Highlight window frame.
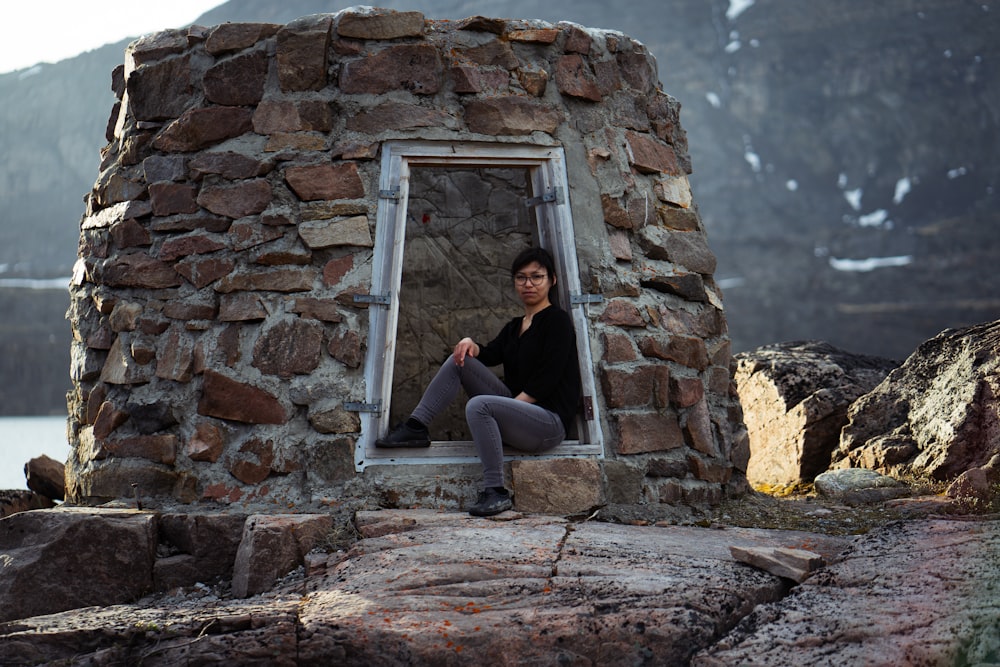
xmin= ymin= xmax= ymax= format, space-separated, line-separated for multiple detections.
xmin=354 ymin=140 xmax=604 ymax=471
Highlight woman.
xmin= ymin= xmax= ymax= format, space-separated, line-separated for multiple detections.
xmin=376 ymin=247 xmax=581 ymax=517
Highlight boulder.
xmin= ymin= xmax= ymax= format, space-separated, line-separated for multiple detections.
xmin=813 ymin=468 xmax=911 ymax=505
xmin=231 ymin=514 xmax=333 ymax=598
xmin=0 ymin=490 xmax=54 ymax=518
xmin=25 ymin=455 xmax=66 ymax=501
xmin=0 ymin=508 xmax=156 ymax=622
xmin=833 ymin=320 xmax=1000 ymax=488
xmin=734 ymin=341 xmax=897 ymax=490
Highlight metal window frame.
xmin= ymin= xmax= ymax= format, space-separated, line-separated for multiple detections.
xmin=354 ymin=140 xmax=604 ymax=471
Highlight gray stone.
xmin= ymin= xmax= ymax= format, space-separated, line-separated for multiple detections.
xmin=231 ymin=514 xmax=333 ymax=598
xmin=0 ymin=508 xmax=156 ymax=622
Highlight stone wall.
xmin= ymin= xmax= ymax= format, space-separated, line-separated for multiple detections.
xmin=66 ymin=7 xmax=747 ymax=509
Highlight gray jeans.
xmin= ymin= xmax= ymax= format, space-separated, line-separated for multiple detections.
xmin=411 ymin=357 xmax=565 ymax=488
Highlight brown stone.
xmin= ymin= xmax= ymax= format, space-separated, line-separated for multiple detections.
xmin=638 ymin=227 xmax=717 ymax=275
xmin=601 ymin=365 xmax=670 ymax=409
xmin=215 ymin=266 xmax=317 ymax=294
xmin=328 ymin=329 xmax=363 ymax=368
xmin=219 ymin=293 xmax=268 ymax=322
xmin=337 ymin=10 xmax=425 ymax=40
xmin=508 ymin=28 xmax=559 ymax=43
xmin=599 ymin=300 xmax=646 ymax=328
xmin=252 ymin=319 xmax=325 ymax=378
xmin=602 ymin=193 xmax=651 ymax=230
xmin=158 ymin=233 xmax=227 ymax=262
xmin=153 ymin=107 xmax=253 ymax=153
xmin=291 ymin=298 xmax=344 ymax=323
xmin=174 ymin=256 xmax=235 ymax=289
xmin=285 ymin=163 xmax=364 ymax=202
xmin=517 ymin=68 xmax=549 ymax=96
xmin=92 ymin=401 xmax=129 ymax=440
xmin=204 ymin=49 xmax=268 ymax=106
xmin=186 ymin=422 xmax=226 ymax=462
xmin=149 ymin=183 xmax=199 ymax=217
xmin=198 ymin=370 xmax=287 ymax=424
xmin=684 ymin=398 xmax=719 ymax=457
xmin=264 ymin=133 xmax=327 ymax=153
xmin=617 ymin=52 xmax=658 ymax=93
xmin=614 ymin=412 xmax=685 ymax=455
xmin=129 ymin=29 xmax=187 ymax=65
xmin=205 ymin=22 xmax=282 ymax=54
xmin=340 ymin=44 xmax=442 ymax=95
xmin=24 ymin=455 xmax=65 ymax=502
xmin=252 ymin=101 xmax=298 ymax=135
xmin=564 ymin=26 xmax=593 ymax=54
xmin=230 ymin=219 xmax=285 ymax=251
xmin=322 ymin=255 xmax=354 ymax=287
xmin=108 ymin=302 xmax=143 ymax=332
xmin=594 ymin=60 xmax=623 ymax=96
xmin=150 ymin=213 xmax=232 ymax=234
xmin=228 ymin=437 xmax=275 ymax=485
xmin=231 ymin=514 xmax=333 ymax=598
xmin=602 ymin=332 xmax=637 ymax=363
xmin=640 ymin=271 xmax=708 ymax=303
xmin=450 ymin=66 xmax=510 ymax=94
xmin=654 ymin=175 xmax=693 ymax=209
xmin=197 ymin=179 xmax=272 ymax=219
xmin=608 ymin=229 xmax=632 ymax=261
xmin=156 ymin=327 xmax=196 ymax=382
xmin=126 ymin=54 xmax=194 ymax=121
xmin=510 ymin=459 xmax=604 ymax=514
xmin=345 ymin=103 xmax=456 ymax=133
xmin=110 ymin=219 xmax=151 ymax=248
xmin=464 ymin=98 xmax=563 ymax=136
xmin=276 ymin=16 xmax=332 ymax=92
xmin=100 ymin=336 xmax=153 ymax=385
xmin=555 ymin=55 xmax=602 ymax=102
xmin=639 ymin=334 xmax=710 ymax=371
xmin=97 ymin=434 xmax=178 ymax=465
xmin=188 ymin=152 xmax=264 ymax=180
xmin=671 ymin=376 xmax=705 ymax=408
xmin=454 ymin=16 xmax=508 ymax=34
xmin=143 ymin=155 xmax=187 ymax=183
xmin=459 ymin=40 xmax=518 ymax=68
xmin=625 ymin=131 xmax=682 ymax=175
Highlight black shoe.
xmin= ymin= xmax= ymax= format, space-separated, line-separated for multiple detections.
xmin=375 ymin=421 xmax=430 ymax=448
xmin=469 ymin=487 xmax=513 ymax=517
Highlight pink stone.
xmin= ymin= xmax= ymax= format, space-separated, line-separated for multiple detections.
xmin=100 ymin=253 xmax=182 ymax=289
xmin=174 ymin=256 xmax=235 ymax=289
xmin=602 ymin=332 xmax=637 ymax=363
xmin=638 ymin=334 xmax=710 ymax=371
xmin=156 ymin=328 xmax=196 ymax=382
xmin=252 ymin=319 xmax=324 ymax=378
xmin=328 ymin=329 xmax=363 ymax=368
xmin=276 ymin=17 xmax=332 ymax=92
xmin=671 ymin=376 xmax=705 ymax=409
xmin=322 ymin=255 xmax=354 ymax=286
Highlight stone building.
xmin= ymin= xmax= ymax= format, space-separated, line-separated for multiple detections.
xmin=66 ymin=7 xmax=748 ymax=512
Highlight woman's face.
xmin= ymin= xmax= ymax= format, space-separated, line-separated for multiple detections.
xmin=513 ymin=261 xmax=554 ymax=308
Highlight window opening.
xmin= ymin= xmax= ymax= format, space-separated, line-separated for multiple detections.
xmin=355 ymin=141 xmax=603 ymax=471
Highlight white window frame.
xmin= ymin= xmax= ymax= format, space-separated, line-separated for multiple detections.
xmin=354 ymin=140 xmax=604 ymax=471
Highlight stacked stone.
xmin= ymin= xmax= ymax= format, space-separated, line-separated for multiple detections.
xmin=67 ymin=7 xmax=745 ymax=507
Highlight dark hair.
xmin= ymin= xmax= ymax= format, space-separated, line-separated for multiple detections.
xmin=510 ymin=247 xmax=557 ymax=282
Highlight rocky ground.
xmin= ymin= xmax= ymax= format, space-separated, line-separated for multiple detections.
xmin=2 ymin=489 xmax=997 ymax=666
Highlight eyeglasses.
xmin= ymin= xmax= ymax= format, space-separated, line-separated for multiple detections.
xmin=514 ymin=273 xmax=548 ymax=286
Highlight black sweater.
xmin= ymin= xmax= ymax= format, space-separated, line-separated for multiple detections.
xmin=476 ymin=305 xmax=581 ymax=432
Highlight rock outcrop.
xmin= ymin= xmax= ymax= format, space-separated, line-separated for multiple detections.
xmin=2 ymin=508 xmax=996 ymax=666
xmin=734 ymin=341 xmax=897 ymax=490
xmin=833 ymin=320 xmax=1000 ymax=499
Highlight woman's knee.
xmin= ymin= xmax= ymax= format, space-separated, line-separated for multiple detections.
xmin=465 ymin=395 xmax=493 ymax=420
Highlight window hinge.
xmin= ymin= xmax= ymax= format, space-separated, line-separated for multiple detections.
xmin=353 ymin=293 xmax=392 ymax=306
xmin=525 ymin=187 xmax=564 ymax=208
xmin=379 ymin=187 xmax=400 ymax=201
xmin=344 ymin=401 xmax=382 ymax=414
xmin=570 ymin=294 xmax=604 ymax=305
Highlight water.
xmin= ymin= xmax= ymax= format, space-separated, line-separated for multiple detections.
xmin=0 ymin=416 xmax=70 ymax=491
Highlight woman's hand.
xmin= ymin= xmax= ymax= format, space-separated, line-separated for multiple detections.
xmin=453 ymin=337 xmax=480 ymax=367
